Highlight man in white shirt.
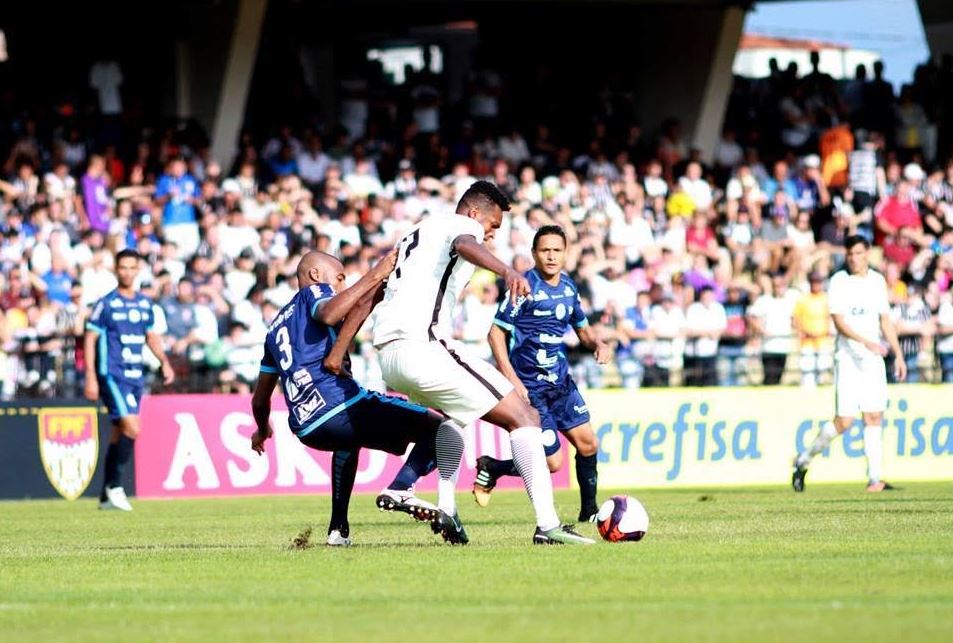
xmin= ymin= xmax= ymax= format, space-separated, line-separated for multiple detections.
xmin=648 ymin=294 xmax=686 ymax=387
xmin=684 ymin=286 xmax=727 ymax=386
xmin=793 ymin=236 xmax=905 ymax=493
xmin=678 ymin=161 xmax=713 ymax=211
xmin=748 ymin=274 xmax=799 ymax=385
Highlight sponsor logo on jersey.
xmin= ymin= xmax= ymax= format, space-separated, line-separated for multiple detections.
xmin=293 ymin=390 xmax=327 ymax=424
xmin=539 ymin=333 xmax=563 ymax=344
xmin=564 ymin=286 xmax=574 ymax=297
xmin=112 ymin=313 xmax=127 ymax=321
xmin=124 ymin=369 xmax=143 ymax=379
xmin=128 ymin=309 xmax=142 ymax=324
xmin=555 ymin=303 xmax=567 ymax=320
xmin=532 ymin=309 xmax=552 ymax=317
xmin=120 ymin=334 xmax=146 ymax=345
xmin=536 ymin=348 xmax=558 ymax=368
xmin=573 ymin=404 xmax=589 ymax=415
xmin=138 ymin=300 xmax=150 ymax=309
xmin=37 ymin=408 xmax=98 ymax=501
xmin=109 ymin=299 xmax=125 ymax=308
xmin=536 ymin=372 xmax=559 ymax=383
xmin=534 ymin=291 xmax=549 ymax=301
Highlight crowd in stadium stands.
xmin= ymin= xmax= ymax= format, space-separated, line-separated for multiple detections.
xmin=2 ymin=53 xmax=953 ymax=400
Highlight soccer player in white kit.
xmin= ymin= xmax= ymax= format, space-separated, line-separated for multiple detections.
xmin=792 ymin=235 xmax=906 ymax=492
xmin=372 ymin=180 xmax=594 ymax=545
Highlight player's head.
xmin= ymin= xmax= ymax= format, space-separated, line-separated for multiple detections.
xmin=456 ymin=180 xmax=509 ymax=242
xmin=115 ymin=249 xmax=141 ymax=289
xmin=844 ymin=235 xmax=870 ymax=275
xmin=296 ymin=251 xmax=346 ymax=293
xmin=532 ymin=225 xmax=567 ymax=278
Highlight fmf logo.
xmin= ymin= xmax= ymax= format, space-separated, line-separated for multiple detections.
xmin=38 ymin=408 xmax=99 ymax=500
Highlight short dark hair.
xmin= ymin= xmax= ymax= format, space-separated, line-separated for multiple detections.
xmin=116 ymin=249 xmax=141 ymax=263
xmin=845 ymin=234 xmax=870 ymax=251
xmin=532 ymin=225 xmax=567 ymax=250
xmin=456 ymin=180 xmax=510 ymax=214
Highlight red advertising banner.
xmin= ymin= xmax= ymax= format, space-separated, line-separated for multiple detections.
xmin=135 ymin=395 xmax=569 ymax=498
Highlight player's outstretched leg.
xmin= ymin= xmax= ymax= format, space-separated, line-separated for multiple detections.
xmin=328 ymin=449 xmax=357 ymax=545
xmin=376 ymin=441 xmax=439 ymax=522
xmin=792 ymin=420 xmax=840 ymax=492
xmin=484 ymin=393 xmax=594 ymax=545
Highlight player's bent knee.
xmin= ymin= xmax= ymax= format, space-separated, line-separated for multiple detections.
xmin=577 ymin=435 xmax=599 ymax=457
xmin=546 ymin=452 xmax=563 ymax=473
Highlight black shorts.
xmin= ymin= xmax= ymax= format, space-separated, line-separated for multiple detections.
xmin=299 ymin=391 xmax=439 ymax=455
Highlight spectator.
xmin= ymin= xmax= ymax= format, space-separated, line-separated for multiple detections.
xmin=684 ymin=286 xmax=727 ymax=386
xmin=155 ymin=157 xmax=200 ymax=258
xmin=749 ymin=274 xmax=798 ymax=385
xmin=792 ymin=272 xmax=832 ymax=386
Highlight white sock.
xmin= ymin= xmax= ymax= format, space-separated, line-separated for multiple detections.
xmin=435 ymin=420 xmax=464 ymax=515
xmin=864 ymin=424 xmax=883 ymax=484
xmin=509 ymin=426 xmax=560 ymax=531
xmin=796 ymin=421 xmax=839 ymax=467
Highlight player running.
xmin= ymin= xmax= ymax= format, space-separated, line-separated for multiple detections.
xmin=249 ymin=250 xmax=462 ymax=545
xmin=84 ymin=249 xmax=175 ymax=511
xmin=473 ymin=225 xmax=610 ymax=522
xmin=792 ymin=235 xmax=906 ymax=492
xmin=368 ymin=180 xmax=594 ymax=545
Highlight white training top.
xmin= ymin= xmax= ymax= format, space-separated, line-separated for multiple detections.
xmin=373 ymin=213 xmax=485 ymax=346
xmin=828 ymin=268 xmax=889 ymax=360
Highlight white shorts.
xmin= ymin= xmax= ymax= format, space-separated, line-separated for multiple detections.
xmin=834 ymin=353 xmax=887 ymax=418
xmin=377 ymin=338 xmax=514 ymax=426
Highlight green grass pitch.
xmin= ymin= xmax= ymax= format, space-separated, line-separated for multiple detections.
xmin=2 ymin=484 xmax=952 ymax=642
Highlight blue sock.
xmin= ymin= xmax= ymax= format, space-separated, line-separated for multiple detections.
xmin=575 ymin=452 xmax=598 ymax=514
xmin=388 ymin=440 xmax=436 ymax=491
xmin=100 ymin=442 xmax=119 ymax=500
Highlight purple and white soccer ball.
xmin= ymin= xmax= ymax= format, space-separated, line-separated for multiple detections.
xmin=596 ymin=495 xmax=649 ymax=542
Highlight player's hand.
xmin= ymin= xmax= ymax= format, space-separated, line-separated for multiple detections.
xmin=323 ymin=353 xmax=349 ymax=377
xmin=84 ymin=378 xmax=99 ymax=403
xmin=894 ymin=356 xmax=907 ymax=382
xmin=371 ymin=248 xmax=399 ymax=281
xmin=504 ymin=269 xmax=531 ymax=304
xmin=513 ymin=380 xmax=530 ymax=404
xmin=594 ymin=342 xmax=612 ymax=364
xmin=251 ymin=427 xmax=273 ymax=455
xmin=161 ymin=361 xmax=175 ymax=386
xmin=866 ymin=340 xmax=888 ymax=356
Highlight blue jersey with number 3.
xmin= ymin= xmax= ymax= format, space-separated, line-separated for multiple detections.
xmin=259 ymin=284 xmax=362 ymax=435
xmin=493 ymin=269 xmax=588 ymax=390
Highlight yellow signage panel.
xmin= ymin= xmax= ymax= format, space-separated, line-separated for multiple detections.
xmin=584 ymin=386 xmax=952 ymax=488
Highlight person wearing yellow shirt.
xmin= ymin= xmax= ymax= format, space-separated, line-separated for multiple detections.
xmin=792 ymin=272 xmax=832 ymax=386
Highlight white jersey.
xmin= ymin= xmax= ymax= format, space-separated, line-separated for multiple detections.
xmin=828 ymin=268 xmax=888 ymax=361
xmin=373 ymin=213 xmax=486 ymax=346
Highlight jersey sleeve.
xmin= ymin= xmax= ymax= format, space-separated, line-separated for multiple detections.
xmin=827 ymin=275 xmax=848 ymax=316
xmin=142 ymin=297 xmax=156 ymax=331
xmin=302 ymin=283 xmax=336 ymax=320
xmin=86 ymin=298 xmax=107 ymax=334
xmin=259 ymin=347 xmax=278 ymax=374
xmin=570 ymin=289 xmax=588 ymax=329
xmin=493 ymin=292 xmax=527 ymax=332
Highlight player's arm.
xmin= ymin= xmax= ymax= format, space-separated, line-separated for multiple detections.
xmin=145 ymin=330 xmax=176 ymax=386
xmin=879 ymin=312 xmax=906 ymax=382
xmin=487 ymin=323 xmax=529 ymax=403
xmin=314 ymin=249 xmax=397 ymax=326
xmin=324 ymin=283 xmax=385 ymax=376
xmin=452 ymin=234 xmax=530 ymax=303
xmin=830 ymin=314 xmax=886 ymax=355
xmin=576 ymin=323 xmax=611 ymax=364
xmin=83 ymin=327 xmax=100 ymax=402
xmin=251 ymin=371 xmax=280 ymax=454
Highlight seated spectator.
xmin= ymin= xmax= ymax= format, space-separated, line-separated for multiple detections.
xmin=792 ymin=272 xmax=832 ymax=386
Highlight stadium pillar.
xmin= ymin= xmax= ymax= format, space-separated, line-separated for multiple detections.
xmin=918 ymin=0 xmax=953 ymax=58
xmin=692 ymin=6 xmax=745 ymax=161
xmin=209 ymin=0 xmax=268 ymax=167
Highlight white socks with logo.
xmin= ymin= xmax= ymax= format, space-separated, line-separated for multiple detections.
xmin=509 ymin=426 xmax=560 ymax=531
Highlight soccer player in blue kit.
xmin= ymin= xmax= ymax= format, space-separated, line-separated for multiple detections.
xmin=84 ymin=249 xmax=175 ymax=511
xmin=476 ymin=225 xmax=611 ymax=522
xmin=249 ymin=250 xmax=468 ymax=545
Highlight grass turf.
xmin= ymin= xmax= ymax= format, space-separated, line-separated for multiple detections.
xmin=1 ymin=484 xmax=952 ymax=642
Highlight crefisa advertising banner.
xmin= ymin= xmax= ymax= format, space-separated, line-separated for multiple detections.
xmin=586 ymin=385 xmax=953 ymax=488
xmin=133 ymin=395 xmax=568 ymax=498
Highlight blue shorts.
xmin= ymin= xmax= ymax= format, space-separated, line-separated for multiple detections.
xmin=99 ymin=376 xmax=144 ymax=421
xmin=527 ymin=377 xmax=591 ymax=457
xmin=298 ymin=391 xmax=440 ymax=455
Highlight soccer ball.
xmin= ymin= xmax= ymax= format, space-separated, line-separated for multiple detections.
xmin=596 ymin=495 xmax=649 ymax=542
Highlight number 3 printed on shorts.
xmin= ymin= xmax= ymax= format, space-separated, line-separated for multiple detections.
xmin=394 ymin=229 xmax=420 ymax=280
xmin=276 ymin=326 xmax=293 ymax=369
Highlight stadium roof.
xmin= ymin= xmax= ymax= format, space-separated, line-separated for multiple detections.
xmin=740 ymin=33 xmax=850 ymax=51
